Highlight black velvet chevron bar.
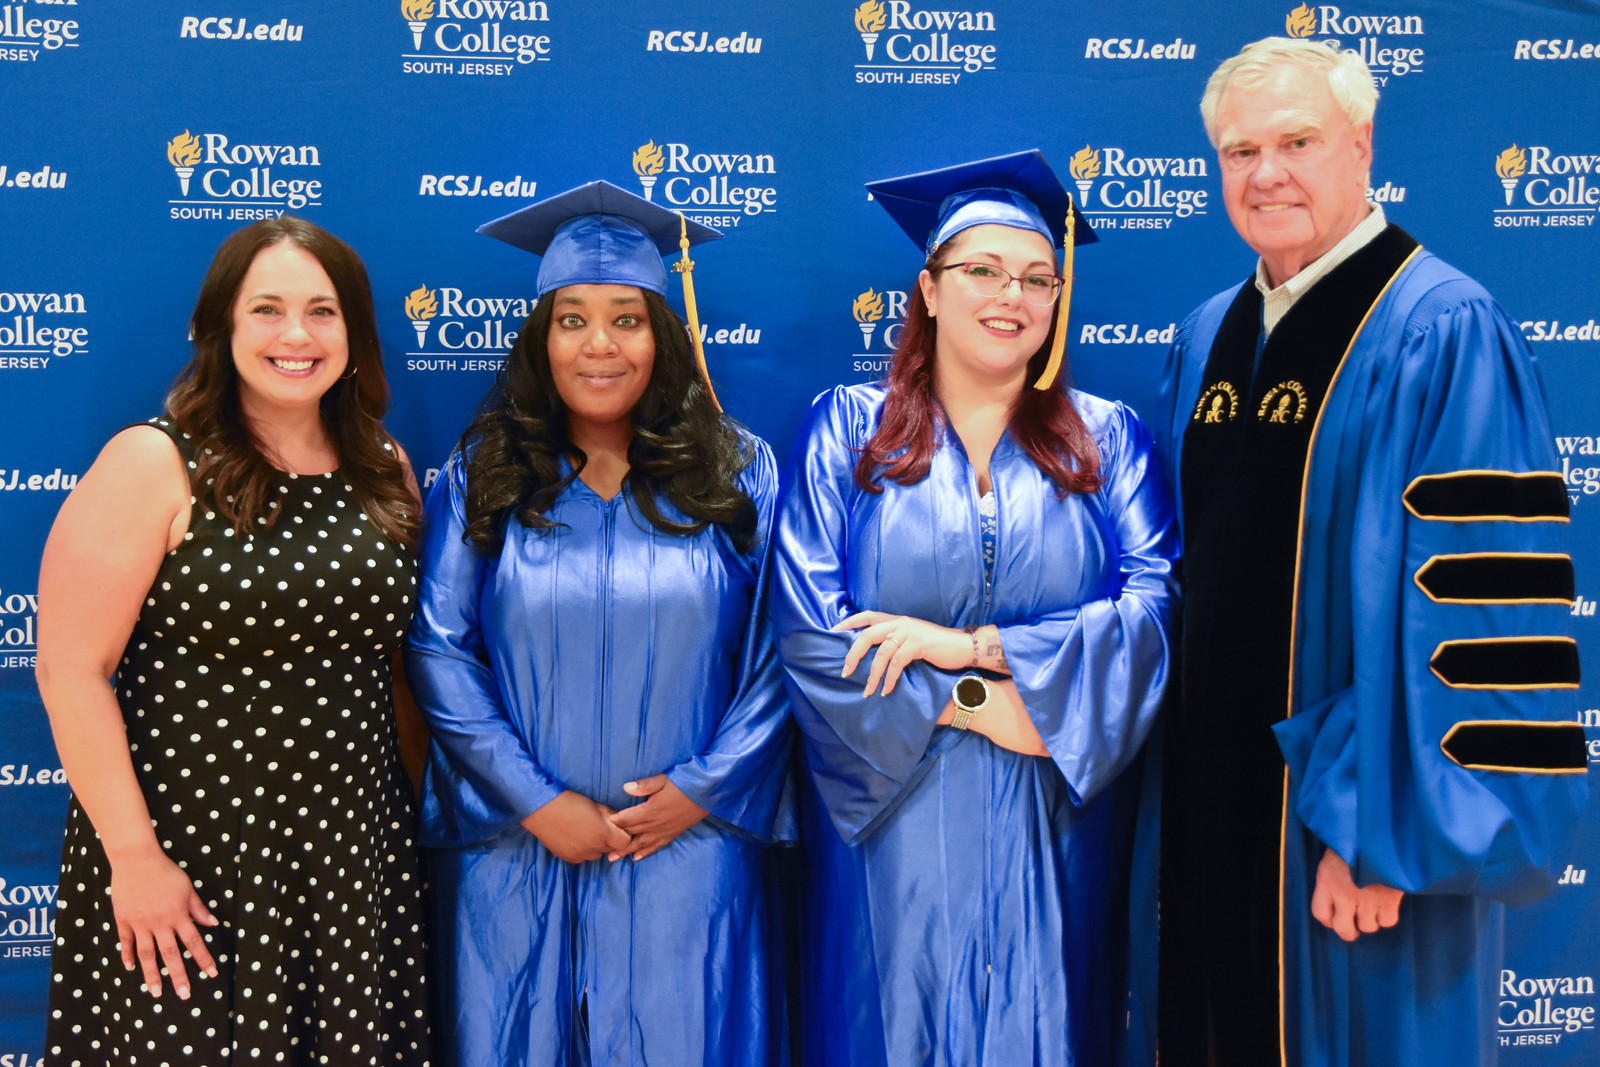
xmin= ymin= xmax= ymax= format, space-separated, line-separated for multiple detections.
xmin=1441 ymin=720 xmax=1588 ymax=772
xmin=1431 ymin=638 xmax=1581 ymax=689
xmin=1415 ymin=554 xmax=1575 ymax=604
xmin=1404 ymin=472 xmax=1568 ymax=521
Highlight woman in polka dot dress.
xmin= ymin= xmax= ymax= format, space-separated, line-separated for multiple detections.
xmin=35 ymin=218 xmax=431 ymax=1066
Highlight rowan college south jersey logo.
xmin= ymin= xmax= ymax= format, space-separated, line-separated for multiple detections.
xmin=1498 ymin=968 xmax=1596 ymax=1047
xmin=165 ymin=128 xmax=324 ymax=221
xmin=402 ymin=283 xmax=532 ymax=372
xmin=1068 ymin=143 xmax=1209 ymax=231
xmin=852 ymin=0 xmax=998 ymax=85
xmin=1493 ymin=143 xmax=1600 ymax=229
xmin=399 ymin=0 xmax=553 ymax=76
xmin=628 ymin=139 xmax=777 ymax=228
xmin=1283 ymin=3 xmax=1425 ymax=85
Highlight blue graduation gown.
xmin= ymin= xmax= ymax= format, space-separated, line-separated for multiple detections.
xmin=406 ymin=434 xmax=793 ymax=1067
xmin=1158 ymin=250 xmax=1588 ymax=1067
xmin=773 ymin=383 xmax=1179 ymax=1067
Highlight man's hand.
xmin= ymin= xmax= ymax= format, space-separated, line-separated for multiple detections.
xmin=521 ymin=790 xmax=633 ymax=864
xmin=1311 ymin=847 xmax=1403 ymax=941
xmin=607 ymin=776 xmax=709 ymax=862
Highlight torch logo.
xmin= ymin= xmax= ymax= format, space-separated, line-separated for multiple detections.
xmin=1285 ymin=3 xmax=1317 ymax=37
xmin=405 ymin=285 xmax=438 ymax=347
xmin=632 ymin=140 xmax=666 ymax=200
xmin=167 ymin=130 xmax=202 ymax=195
xmin=853 ymin=288 xmax=885 ymax=349
xmin=401 ymin=0 xmax=434 ymax=50
xmin=855 ymin=1 xmax=887 ymax=60
xmin=1495 ymin=145 xmax=1528 ymax=206
xmin=1068 ymin=145 xmax=1100 ymax=203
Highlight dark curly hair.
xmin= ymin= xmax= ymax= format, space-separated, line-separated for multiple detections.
xmin=167 ymin=216 xmax=417 ymax=545
xmin=460 ymin=289 xmax=757 ymax=555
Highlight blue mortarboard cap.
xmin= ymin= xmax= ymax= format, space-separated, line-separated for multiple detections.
xmin=477 ymin=180 xmax=721 ymax=297
xmin=866 ymin=150 xmax=1097 ymax=256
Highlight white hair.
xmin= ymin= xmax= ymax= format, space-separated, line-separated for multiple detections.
xmin=1200 ymin=37 xmax=1379 ymax=147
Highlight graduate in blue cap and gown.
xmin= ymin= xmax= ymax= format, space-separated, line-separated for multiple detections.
xmin=406 ymin=180 xmax=793 ymax=1067
xmin=772 ymin=151 xmax=1180 ymax=1067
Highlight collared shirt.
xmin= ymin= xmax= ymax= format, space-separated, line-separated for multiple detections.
xmin=1255 ymin=204 xmax=1388 ymax=336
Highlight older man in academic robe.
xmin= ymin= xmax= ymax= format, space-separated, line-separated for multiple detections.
xmin=1154 ymin=36 xmax=1588 ymax=1067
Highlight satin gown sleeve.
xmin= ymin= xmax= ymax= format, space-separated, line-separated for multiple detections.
xmin=663 ymin=437 xmax=794 ymax=839
xmin=405 ymin=451 xmax=565 ymax=847
xmin=773 ymin=387 xmax=966 ymax=843
xmin=996 ymin=404 xmax=1180 ymax=808
xmin=1272 ymin=292 xmax=1588 ymax=903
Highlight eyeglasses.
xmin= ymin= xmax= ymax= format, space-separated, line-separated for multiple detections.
xmin=941 ymin=262 xmax=1063 ymax=306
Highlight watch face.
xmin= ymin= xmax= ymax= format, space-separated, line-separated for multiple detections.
xmin=955 ymin=675 xmax=986 ymax=709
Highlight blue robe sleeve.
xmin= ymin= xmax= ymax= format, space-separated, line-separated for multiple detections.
xmin=995 ymin=405 xmax=1180 ymax=807
xmin=663 ymin=436 xmax=795 ymax=841
xmin=773 ymin=387 xmax=966 ymax=843
xmin=405 ymin=452 xmax=565 ymax=847
xmin=1273 ymin=291 xmax=1588 ymax=904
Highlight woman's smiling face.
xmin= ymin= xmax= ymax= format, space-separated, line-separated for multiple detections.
xmin=545 ymin=283 xmax=657 ymax=439
xmin=229 ymin=241 xmax=349 ymax=419
xmin=920 ymin=223 xmax=1058 ymax=384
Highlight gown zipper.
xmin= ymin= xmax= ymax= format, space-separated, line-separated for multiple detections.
xmin=598 ymin=495 xmax=616 ymax=800
xmin=582 ymin=494 xmax=618 ymax=1058
xmin=965 ymin=450 xmax=1000 ymax=1024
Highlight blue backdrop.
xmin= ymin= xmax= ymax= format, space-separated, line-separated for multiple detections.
xmin=2 ymin=2 xmax=1598 ymax=1062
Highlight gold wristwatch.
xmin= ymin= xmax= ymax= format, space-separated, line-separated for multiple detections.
xmin=951 ymin=673 xmax=989 ymax=730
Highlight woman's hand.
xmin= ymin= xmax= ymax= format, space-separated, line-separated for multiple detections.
xmin=521 ymin=790 xmax=633 ymax=864
xmin=607 ymin=776 xmax=710 ymax=861
xmin=832 ymin=611 xmax=974 ymax=696
xmin=109 ymin=849 xmax=219 ymax=1000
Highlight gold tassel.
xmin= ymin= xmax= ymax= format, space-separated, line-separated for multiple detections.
xmin=672 ymin=212 xmax=721 ymax=412
xmin=1033 ymin=195 xmax=1074 ymax=391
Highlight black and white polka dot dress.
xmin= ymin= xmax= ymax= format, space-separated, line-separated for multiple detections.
xmin=46 ymin=418 xmax=430 ymax=1066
